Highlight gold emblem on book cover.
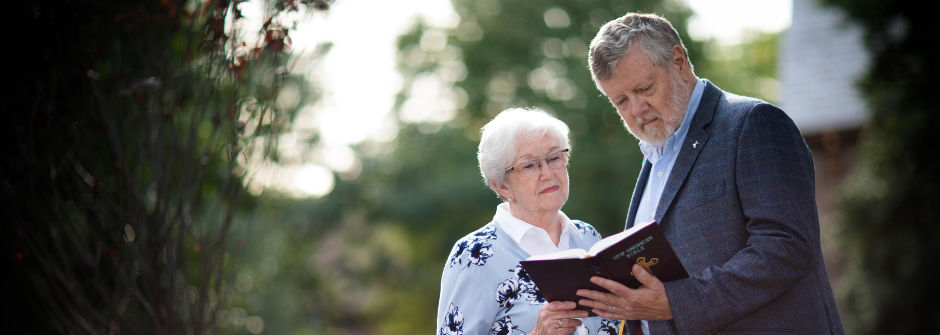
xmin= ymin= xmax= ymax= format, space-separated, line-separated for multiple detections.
xmin=631 ymin=257 xmax=659 ymax=276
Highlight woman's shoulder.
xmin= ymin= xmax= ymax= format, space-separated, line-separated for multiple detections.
xmin=463 ymin=222 xmax=500 ymax=241
xmin=570 ymin=220 xmax=602 ymax=239
xmin=449 ymin=222 xmax=500 ymax=251
xmin=443 ymin=222 xmax=504 ymax=271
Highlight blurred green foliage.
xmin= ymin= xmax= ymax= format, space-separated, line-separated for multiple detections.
xmin=819 ymin=1 xmax=940 ymax=333
xmin=220 ymin=1 xmax=781 ymax=334
xmin=2 ymin=0 xmax=327 ymax=334
xmin=392 ymin=0 xmax=704 ymax=238
xmin=696 ymin=31 xmax=780 ymax=104
xmin=0 ymin=0 xmax=781 ymax=334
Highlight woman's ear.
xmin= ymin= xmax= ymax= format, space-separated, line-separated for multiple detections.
xmin=492 ymin=180 xmax=513 ymax=201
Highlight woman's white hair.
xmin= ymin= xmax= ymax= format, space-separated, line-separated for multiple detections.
xmin=477 ymin=107 xmax=570 ymax=200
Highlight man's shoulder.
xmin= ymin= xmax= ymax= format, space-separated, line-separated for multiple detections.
xmin=710 ymin=88 xmax=791 ymax=129
xmin=697 ymin=81 xmax=779 ymax=128
xmin=716 ymin=89 xmax=771 ymax=113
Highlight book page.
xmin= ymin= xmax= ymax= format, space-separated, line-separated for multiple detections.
xmin=587 ymin=220 xmax=654 ymax=256
xmin=525 ymin=248 xmax=588 ymax=261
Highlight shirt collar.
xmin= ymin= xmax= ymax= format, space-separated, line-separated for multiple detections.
xmin=493 ymin=203 xmax=580 ymax=246
xmin=638 ymin=78 xmax=706 ymax=163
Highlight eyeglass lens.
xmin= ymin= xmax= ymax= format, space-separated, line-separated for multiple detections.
xmin=511 ymin=149 xmax=568 ymax=177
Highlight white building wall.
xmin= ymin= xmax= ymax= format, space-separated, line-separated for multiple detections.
xmin=779 ymin=0 xmax=869 ymax=135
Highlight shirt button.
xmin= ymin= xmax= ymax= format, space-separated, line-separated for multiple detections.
xmin=657 ymin=171 xmax=663 ymax=177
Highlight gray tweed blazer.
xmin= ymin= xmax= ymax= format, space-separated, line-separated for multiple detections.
xmin=625 ymin=80 xmax=845 ymax=335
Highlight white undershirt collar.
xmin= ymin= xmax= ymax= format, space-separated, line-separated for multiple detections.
xmin=493 ymin=203 xmax=580 ymax=257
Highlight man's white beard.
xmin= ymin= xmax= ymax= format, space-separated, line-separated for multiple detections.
xmin=627 ymin=73 xmax=689 ymax=147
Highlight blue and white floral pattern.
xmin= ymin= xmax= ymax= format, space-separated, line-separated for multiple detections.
xmin=490 ymin=316 xmax=521 ymax=335
xmin=511 ymin=265 xmax=545 ymax=305
xmin=474 ymin=225 xmax=498 ymax=239
xmin=598 ymin=319 xmax=621 ymax=335
xmin=573 ymin=221 xmax=601 ymax=240
xmin=438 ymin=216 xmax=615 ymax=334
xmin=449 ymin=225 xmax=497 ymax=268
xmin=449 ymin=240 xmax=468 ymax=267
xmin=497 ymin=264 xmax=547 ymax=310
xmin=496 ymin=277 xmax=524 ymax=310
xmin=467 ymin=240 xmax=495 ymax=266
xmin=440 ymin=303 xmax=464 ymax=335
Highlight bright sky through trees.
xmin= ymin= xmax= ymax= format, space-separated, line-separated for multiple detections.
xmin=255 ymin=0 xmax=792 ymax=197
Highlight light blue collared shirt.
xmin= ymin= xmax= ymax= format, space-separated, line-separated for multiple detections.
xmin=633 ymin=78 xmax=706 ymax=227
xmin=632 ymin=78 xmax=705 ymax=334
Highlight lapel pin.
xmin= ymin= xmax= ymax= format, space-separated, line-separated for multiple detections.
xmin=692 ymin=140 xmax=699 ymax=148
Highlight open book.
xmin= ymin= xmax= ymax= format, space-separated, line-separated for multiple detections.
xmin=519 ymin=221 xmax=688 ymax=314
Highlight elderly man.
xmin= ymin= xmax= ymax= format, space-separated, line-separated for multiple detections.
xmin=575 ymin=13 xmax=845 ymax=335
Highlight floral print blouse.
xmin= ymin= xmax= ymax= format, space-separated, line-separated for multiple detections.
xmin=437 ymin=209 xmax=620 ymax=335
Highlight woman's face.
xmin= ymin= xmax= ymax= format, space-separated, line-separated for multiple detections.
xmin=496 ymin=134 xmax=569 ymax=217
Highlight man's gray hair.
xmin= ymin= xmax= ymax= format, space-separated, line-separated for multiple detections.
xmin=588 ymin=13 xmax=690 ymax=85
xmin=478 ymin=108 xmax=570 ymax=199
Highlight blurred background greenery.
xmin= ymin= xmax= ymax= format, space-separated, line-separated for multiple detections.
xmin=3 ymin=0 xmax=936 ymax=334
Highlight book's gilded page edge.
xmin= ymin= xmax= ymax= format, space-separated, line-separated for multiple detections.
xmin=587 ymin=220 xmax=654 ymax=255
xmin=524 ymin=248 xmax=588 ymax=261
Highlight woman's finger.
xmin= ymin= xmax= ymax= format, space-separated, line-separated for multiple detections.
xmin=544 ymin=300 xmax=577 ymax=311
xmin=548 ymin=317 xmax=581 ymax=334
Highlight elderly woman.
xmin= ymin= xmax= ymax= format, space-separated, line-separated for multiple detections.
xmin=437 ymin=108 xmax=620 ymax=335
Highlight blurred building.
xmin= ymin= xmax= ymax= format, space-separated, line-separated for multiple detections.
xmin=778 ymin=0 xmax=869 ymax=296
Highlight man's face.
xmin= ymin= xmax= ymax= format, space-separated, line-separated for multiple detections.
xmin=598 ymin=46 xmax=690 ymax=147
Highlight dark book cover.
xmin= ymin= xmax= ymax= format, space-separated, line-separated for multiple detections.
xmin=519 ymin=221 xmax=688 ymax=314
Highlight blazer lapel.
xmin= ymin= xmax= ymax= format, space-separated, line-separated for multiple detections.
xmin=655 ymin=81 xmax=721 ymax=222
xmin=625 ymin=160 xmax=652 ymax=230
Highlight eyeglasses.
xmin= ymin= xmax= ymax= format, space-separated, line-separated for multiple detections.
xmin=504 ymin=148 xmax=570 ymax=178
